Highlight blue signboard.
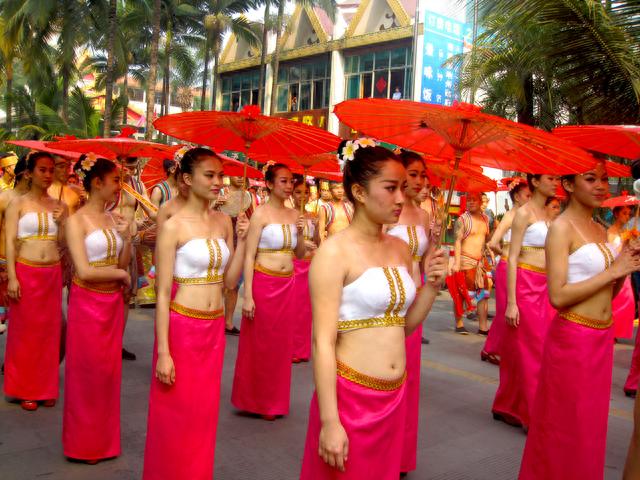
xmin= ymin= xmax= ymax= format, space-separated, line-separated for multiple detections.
xmin=420 ymin=11 xmax=466 ymax=106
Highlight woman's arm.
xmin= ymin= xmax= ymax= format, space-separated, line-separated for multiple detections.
xmin=405 ymin=249 xmax=447 ymax=334
xmin=5 ymin=198 xmax=21 ymax=299
xmin=318 ymin=205 xmax=327 ymax=244
xmin=241 ymin=211 xmax=263 ymax=319
xmin=487 ymin=210 xmax=513 ymax=254
xmin=52 ymin=202 xmax=69 ymax=246
xmin=309 ymin=242 xmax=349 ymax=472
xmin=154 ymin=220 xmax=179 ymax=385
xmin=294 ymin=213 xmax=307 ymax=259
xmin=505 ymin=209 xmax=528 ymax=327
xmin=223 ymin=213 xmax=248 ymax=289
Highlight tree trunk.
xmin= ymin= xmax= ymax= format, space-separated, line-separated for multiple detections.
xmin=102 ymin=0 xmax=118 ymax=137
xmin=62 ymin=70 xmax=70 ymax=122
xmin=269 ymin=0 xmax=285 ymax=115
xmin=145 ymin=0 xmax=162 ymax=141
xmin=163 ymin=23 xmax=172 ymax=117
xmin=122 ymin=66 xmax=129 ymax=126
xmin=257 ymin=0 xmax=270 ymax=110
xmin=5 ymin=62 xmax=13 ymax=134
xmin=211 ymin=38 xmax=222 ymax=111
xmin=200 ymin=27 xmax=211 ymax=111
xmin=517 ymin=74 xmax=535 ymax=126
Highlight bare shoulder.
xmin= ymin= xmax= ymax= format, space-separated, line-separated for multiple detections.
xmin=161 ymin=214 xmax=181 ymax=236
xmin=314 ymin=230 xmax=348 ymax=264
xmin=209 ymin=209 xmax=232 ymax=229
xmin=547 ymin=215 xmax=572 ymax=238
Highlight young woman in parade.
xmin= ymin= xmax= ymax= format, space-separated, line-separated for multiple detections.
xmin=386 ymin=149 xmax=431 ymax=475
xmin=607 ymin=206 xmax=636 ymax=340
xmin=291 ymin=176 xmax=319 ymax=363
xmin=492 ymin=172 xmax=558 ymax=430
xmin=519 ymin=162 xmax=640 ymax=480
xmin=483 ymin=178 xmax=531 ymax=364
xmin=63 ymin=154 xmax=132 ymax=463
xmin=3 ymin=151 xmax=67 ymax=411
xmin=300 ymin=139 xmax=446 ymax=479
xmin=143 ymin=147 xmax=248 ymax=479
xmin=231 ymin=163 xmax=306 ymax=420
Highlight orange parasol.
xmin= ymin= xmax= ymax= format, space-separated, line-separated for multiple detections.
xmin=553 ymin=125 xmax=640 ymax=160
xmin=6 ymin=140 xmax=83 ymax=160
xmin=45 ymin=136 xmax=178 ymax=161
xmin=602 ymin=192 xmax=639 ymax=208
xmin=425 ymin=158 xmax=497 ymax=193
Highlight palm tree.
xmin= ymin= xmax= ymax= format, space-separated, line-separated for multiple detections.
xmin=103 ymin=0 xmax=119 ymax=136
xmin=146 ymin=0 xmax=162 ymax=140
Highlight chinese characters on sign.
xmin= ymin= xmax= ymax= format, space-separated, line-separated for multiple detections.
xmin=421 ymin=11 xmax=466 ymax=106
xmin=274 ymin=109 xmax=328 ymax=130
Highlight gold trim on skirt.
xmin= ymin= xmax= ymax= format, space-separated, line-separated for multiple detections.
xmin=170 ymin=301 xmax=223 ymax=320
xmin=338 ymin=316 xmax=406 ymax=331
xmin=73 ymin=277 xmax=121 ymax=294
xmin=336 ymin=360 xmax=406 ymax=391
xmin=517 ymin=262 xmax=546 ymax=274
xmin=558 ymin=310 xmax=613 ymax=330
xmin=254 ymin=263 xmax=293 ymax=278
xmin=17 ymin=257 xmax=60 ymax=267
xmin=520 ymin=245 xmax=544 ymax=252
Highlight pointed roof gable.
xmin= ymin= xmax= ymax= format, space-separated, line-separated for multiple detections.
xmin=344 ymin=0 xmax=410 ymax=38
xmin=280 ymin=5 xmax=330 ymax=51
xmin=220 ymin=32 xmax=260 ymax=65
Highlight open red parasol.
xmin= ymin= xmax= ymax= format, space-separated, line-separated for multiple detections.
xmin=602 ymin=192 xmax=639 ymax=208
xmin=6 ymin=140 xmax=83 ymax=160
xmin=426 ymin=158 xmax=497 ymax=193
xmin=45 ymin=135 xmax=178 ymax=161
xmin=553 ymin=125 xmax=640 ymax=160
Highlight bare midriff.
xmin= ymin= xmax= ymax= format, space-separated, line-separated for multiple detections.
xmin=255 ymin=251 xmax=294 ymax=275
xmin=17 ymin=238 xmax=60 ymax=264
xmin=518 ymin=247 xmax=546 ymax=271
xmin=173 ymin=283 xmax=224 ymax=313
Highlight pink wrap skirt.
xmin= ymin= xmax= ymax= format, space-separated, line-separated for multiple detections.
xmin=300 ymin=363 xmax=407 ymax=479
xmin=292 ymin=259 xmax=312 ymax=361
xmin=63 ymin=281 xmax=124 ymax=460
xmin=143 ymin=306 xmax=226 ymax=480
xmin=612 ymin=277 xmax=635 ymax=339
xmin=492 ymin=266 xmax=553 ymax=428
xmin=400 ymin=324 xmax=423 ymax=473
xmin=3 ymin=261 xmax=62 ymax=401
xmin=484 ymin=259 xmax=507 ymax=355
xmin=519 ymin=312 xmax=614 ymax=480
xmin=231 ymin=267 xmax=294 ymax=416
xmin=625 ymin=322 xmax=640 ymax=392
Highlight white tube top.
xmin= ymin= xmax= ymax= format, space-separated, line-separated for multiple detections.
xmin=257 ymin=223 xmax=297 ymax=253
xmin=522 ymin=221 xmax=548 ymax=249
xmin=503 ymin=228 xmax=511 ymax=244
xmin=173 ymin=238 xmax=230 ymax=284
xmin=18 ymin=212 xmax=58 ymax=241
xmin=387 ymin=225 xmax=429 ymax=262
xmin=85 ymin=229 xmax=123 ymax=267
xmin=338 ymin=266 xmax=417 ymax=332
xmin=567 ymin=243 xmax=616 ymax=284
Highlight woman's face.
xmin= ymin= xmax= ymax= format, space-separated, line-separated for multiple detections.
xmin=94 ymin=168 xmax=121 ymax=202
xmin=267 ymin=167 xmax=294 ymax=200
xmin=186 ymin=156 xmax=224 ymax=201
xmin=404 ymin=160 xmax=428 ymax=200
xmin=616 ymin=206 xmax=632 ymax=224
xmin=30 ymin=156 xmax=55 ymax=189
xmin=567 ymin=163 xmax=609 ymax=208
xmin=292 ymin=183 xmax=307 ymax=209
xmin=545 ymin=199 xmax=561 ymax=220
xmin=533 ymin=174 xmax=560 ymax=198
xmin=356 ymin=160 xmax=406 ymax=225
xmin=514 ymin=185 xmax=532 ymax=205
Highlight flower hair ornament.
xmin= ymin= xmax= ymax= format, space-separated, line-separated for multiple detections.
xmin=76 ymin=152 xmax=98 ymax=182
xmin=507 ymin=176 xmax=527 ymax=192
xmin=174 ymin=145 xmax=191 ymax=164
xmin=261 ymin=160 xmax=276 ymax=175
xmin=337 ymin=137 xmax=379 ymax=172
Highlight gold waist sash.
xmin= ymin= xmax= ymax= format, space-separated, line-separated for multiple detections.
xmin=520 ymin=245 xmax=545 ymax=251
xmin=338 ymin=316 xmax=405 ymax=331
xmin=254 ymin=263 xmax=293 ymax=278
xmin=517 ymin=262 xmax=546 ymax=274
xmin=558 ymin=310 xmax=613 ymax=330
xmin=17 ymin=257 xmax=60 ymax=267
xmin=173 ymin=275 xmax=223 ymax=285
xmin=73 ymin=277 xmax=121 ymax=294
xmin=336 ymin=360 xmax=406 ymax=391
xmin=170 ymin=301 xmax=223 ymax=320
xmin=257 ymin=248 xmax=294 ymax=254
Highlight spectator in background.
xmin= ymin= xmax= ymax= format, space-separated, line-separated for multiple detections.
xmin=392 ymin=86 xmax=402 ymax=100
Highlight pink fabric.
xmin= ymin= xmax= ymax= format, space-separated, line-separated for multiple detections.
xmin=143 ymin=311 xmax=225 ymax=480
xmin=232 ymin=269 xmax=294 ymax=416
xmin=293 ymin=259 xmax=312 ymax=360
xmin=492 ymin=267 xmax=553 ymax=428
xmin=63 ymin=284 xmax=124 ymax=460
xmin=3 ymin=262 xmax=62 ymax=400
xmin=300 ymin=375 xmax=407 ymax=479
xmin=624 ymin=311 xmax=640 ymax=392
xmin=484 ymin=259 xmax=507 ymax=355
xmin=613 ymin=277 xmax=635 ymax=339
xmin=401 ymin=324 xmax=423 ymax=473
xmin=519 ymin=314 xmax=614 ymax=480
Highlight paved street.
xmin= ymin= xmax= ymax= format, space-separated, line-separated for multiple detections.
xmin=0 ymin=293 xmax=636 ymax=480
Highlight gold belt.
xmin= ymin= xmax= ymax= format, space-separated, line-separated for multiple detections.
xmin=257 ymin=248 xmax=294 ymax=254
xmin=412 ymin=255 xmax=422 ymax=262
xmin=254 ymin=263 xmax=293 ymax=278
xmin=170 ymin=302 xmax=223 ymax=320
xmin=338 ymin=316 xmax=406 ymax=331
xmin=336 ymin=360 xmax=406 ymax=391
xmin=517 ymin=262 xmax=546 ymax=274
xmin=520 ymin=245 xmax=545 ymax=252
xmin=73 ymin=277 xmax=122 ymax=294
xmin=558 ymin=310 xmax=613 ymax=330
xmin=17 ymin=257 xmax=60 ymax=267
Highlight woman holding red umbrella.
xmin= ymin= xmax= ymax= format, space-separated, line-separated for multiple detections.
xmin=231 ymin=163 xmax=306 ymax=420
xmin=386 ymin=149 xmax=431 ymax=475
xmin=4 ymin=152 xmax=67 ymax=411
xmin=519 ymin=161 xmax=640 ymax=480
xmin=492 ymin=172 xmax=558 ymax=430
xmin=143 ymin=147 xmax=248 ymax=479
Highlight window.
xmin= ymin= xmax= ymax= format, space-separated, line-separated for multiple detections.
xmin=275 ymin=55 xmax=331 ymax=112
xmin=220 ymin=69 xmax=261 ymax=111
xmin=344 ymin=45 xmax=413 ymax=100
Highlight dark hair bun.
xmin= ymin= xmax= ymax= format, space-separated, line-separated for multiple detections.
xmin=73 ymin=154 xmax=116 ymax=191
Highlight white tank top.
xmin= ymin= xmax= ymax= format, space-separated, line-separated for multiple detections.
xmin=257 ymin=223 xmax=297 ymax=253
xmin=338 ymin=266 xmax=416 ymax=332
xmin=173 ymin=238 xmax=230 ymax=284
xmin=503 ymin=228 xmax=512 ymax=244
xmin=387 ymin=225 xmax=429 ymax=262
xmin=567 ymin=243 xmax=616 ymax=283
xmin=85 ymin=229 xmax=123 ymax=267
xmin=18 ymin=212 xmax=58 ymax=241
xmin=522 ymin=221 xmax=548 ymax=248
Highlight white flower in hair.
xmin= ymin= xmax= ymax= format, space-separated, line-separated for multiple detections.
xmin=80 ymin=152 xmax=97 ymax=172
xmin=338 ymin=137 xmax=379 ymax=171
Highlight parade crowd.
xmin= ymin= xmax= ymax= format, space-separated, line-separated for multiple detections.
xmin=1 ymin=138 xmax=640 ymax=480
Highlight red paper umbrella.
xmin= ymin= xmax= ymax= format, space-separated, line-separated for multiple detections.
xmin=426 ymin=159 xmax=497 ymax=193
xmin=6 ymin=140 xmax=83 ymax=159
xmin=45 ymin=137 xmax=178 ymax=161
xmin=553 ymin=125 xmax=640 ymax=160
xmin=602 ymin=193 xmax=639 ymax=208
xmin=140 ymin=153 xmax=263 ymax=192
xmin=154 ymin=106 xmax=341 ymax=159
